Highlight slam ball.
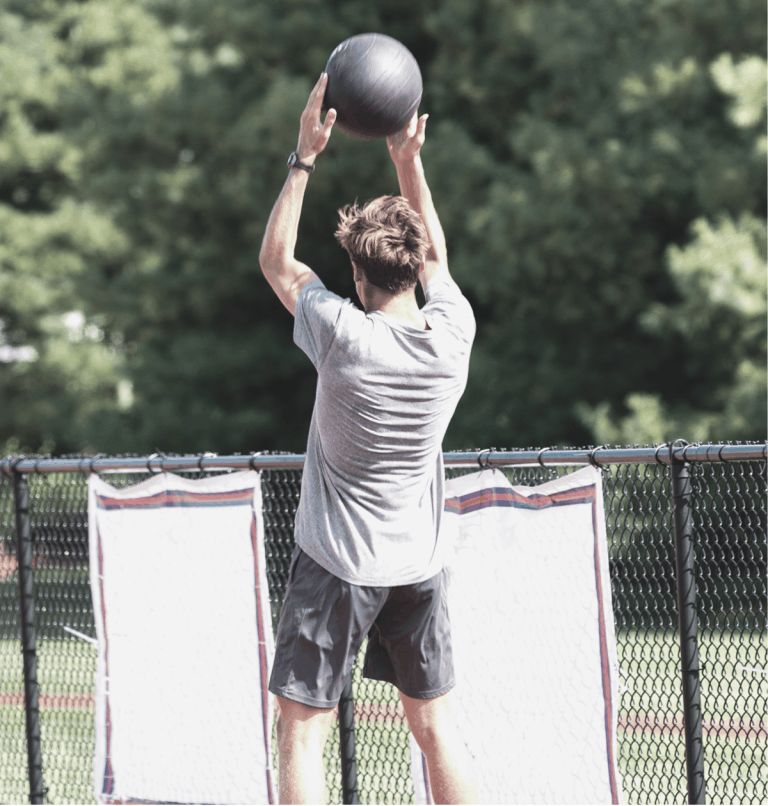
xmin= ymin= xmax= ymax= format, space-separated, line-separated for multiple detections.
xmin=322 ymin=33 xmax=422 ymax=139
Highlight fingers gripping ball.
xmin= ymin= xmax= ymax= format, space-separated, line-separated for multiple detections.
xmin=322 ymin=33 xmax=423 ymax=140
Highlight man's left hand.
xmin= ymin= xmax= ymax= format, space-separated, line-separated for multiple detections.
xmin=296 ymin=73 xmax=337 ymax=165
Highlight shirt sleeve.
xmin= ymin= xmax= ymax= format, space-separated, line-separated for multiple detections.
xmin=293 ymin=279 xmax=351 ymax=370
xmin=423 ymin=278 xmax=477 ymax=346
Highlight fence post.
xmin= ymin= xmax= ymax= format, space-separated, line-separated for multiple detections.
xmin=338 ymin=676 xmax=359 ymax=804
xmin=670 ymin=453 xmax=706 ymax=805
xmin=13 ymin=467 xmax=45 ymax=805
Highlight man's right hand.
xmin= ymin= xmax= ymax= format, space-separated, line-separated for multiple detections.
xmin=387 ymin=113 xmax=428 ymax=165
xmin=296 ymin=72 xmax=337 ymax=166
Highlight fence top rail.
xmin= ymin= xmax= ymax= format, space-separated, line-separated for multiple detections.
xmin=0 ymin=443 xmax=765 ymax=475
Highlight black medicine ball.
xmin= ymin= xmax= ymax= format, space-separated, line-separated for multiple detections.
xmin=322 ymin=33 xmax=423 ymax=140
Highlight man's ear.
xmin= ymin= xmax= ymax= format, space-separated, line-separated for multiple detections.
xmin=352 ymin=262 xmax=361 ymax=283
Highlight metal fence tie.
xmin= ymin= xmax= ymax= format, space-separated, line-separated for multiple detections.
xmin=537 ymin=446 xmax=553 ymax=467
xmin=653 ymin=443 xmax=669 ymax=465
xmin=717 ymin=443 xmax=731 ymax=463
xmin=248 ymin=451 xmax=264 ymax=471
xmin=668 ymin=438 xmax=689 ymax=467
xmin=146 ymin=453 xmax=164 ymax=474
xmin=86 ymin=453 xmax=106 ymax=478
xmin=477 ymin=448 xmax=493 ymax=469
xmin=681 ymin=442 xmax=701 ymax=463
xmin=198 ymin=452 xmax=217 ymax=472
xmin=588 ymin=445 xmax=607 ymax=469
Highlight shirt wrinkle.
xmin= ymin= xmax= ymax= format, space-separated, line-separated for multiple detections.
xmin=293 ymin=276 xmax=475 ymax=586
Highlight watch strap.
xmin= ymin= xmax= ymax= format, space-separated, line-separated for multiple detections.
xmin=287 ymin=151 xmax=315 ymax=173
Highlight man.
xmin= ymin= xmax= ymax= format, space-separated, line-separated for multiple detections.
xmin=259 ymin=73 xmax=477 ymax=805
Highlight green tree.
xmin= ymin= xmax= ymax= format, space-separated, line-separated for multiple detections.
xmin=419 ymin=0 xmax=766 ymax=448
xmin=57 ymin=0 xmax=440 ymax=453
xmin=0 ymin=2 xmax=131 ymax=456
xmin=579 ymin=212 xmax=766 ymax=444
xmin=1 ymin=0 xmax=765 ymax=457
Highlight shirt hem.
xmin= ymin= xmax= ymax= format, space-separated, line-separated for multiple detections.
xmin=296 ymin=539 xmax=443 ymax=588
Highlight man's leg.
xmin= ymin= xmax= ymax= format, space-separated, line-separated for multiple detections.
xmin=275 ymin=694 xmax=336 ymax=805
xmin=400 ymin=690 xmax=478 ymax=805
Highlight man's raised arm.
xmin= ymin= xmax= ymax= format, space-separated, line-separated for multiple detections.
xmin=387 ymin=114 xmax=455 ymax=289
xmin=259 ymin=73 xmax=336 ymax=315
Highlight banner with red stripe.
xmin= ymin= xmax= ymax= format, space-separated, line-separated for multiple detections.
xmin=412 ymin=466 xmax=623 ymax=805
xmin=89 ymin=470 xmax=275 ymax=805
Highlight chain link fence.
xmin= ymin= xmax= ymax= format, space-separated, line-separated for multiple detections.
xmin=0 ymin=445 xmax=765 ymax=805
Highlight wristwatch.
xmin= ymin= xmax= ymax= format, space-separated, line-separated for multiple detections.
xmin=287 ymin=151 xmax=315 ymax=173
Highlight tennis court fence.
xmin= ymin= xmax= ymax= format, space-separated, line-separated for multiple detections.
xmin=0 ymin=442 xmax=765 ymax=805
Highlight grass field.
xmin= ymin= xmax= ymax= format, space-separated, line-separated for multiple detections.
xmin=1 ymin=630 xmax=764 ymax=805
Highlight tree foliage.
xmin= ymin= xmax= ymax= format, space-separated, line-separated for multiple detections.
xmin=1 ymin=0 xmax=765 ymax=456
xmin=0 ymin=2 xmax=131 ymax=455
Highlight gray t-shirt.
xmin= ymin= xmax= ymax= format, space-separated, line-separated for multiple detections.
xmin=293 ymin=276 xmax=476 ymax=586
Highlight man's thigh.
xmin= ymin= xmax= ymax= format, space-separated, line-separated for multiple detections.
xmin=275 ymin=695 xmax=336 ymax=747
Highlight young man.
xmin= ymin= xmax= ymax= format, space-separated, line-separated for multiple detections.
xmin=259 ymin=73 xmax=477 ymax=805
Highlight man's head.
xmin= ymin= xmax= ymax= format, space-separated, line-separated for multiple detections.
xmin=335 ymin=195 xmax=429 ymax=295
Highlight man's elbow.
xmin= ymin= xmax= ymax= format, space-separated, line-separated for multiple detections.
xmin=259 ymin=247 xmax=280 ymax=278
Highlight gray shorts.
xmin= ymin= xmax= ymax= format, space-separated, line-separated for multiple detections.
xmin=268 ymin=545 xmax=455 ymax=708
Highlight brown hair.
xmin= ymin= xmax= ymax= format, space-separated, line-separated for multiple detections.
xmin=335 ymin=195 xmax=429 ymax=294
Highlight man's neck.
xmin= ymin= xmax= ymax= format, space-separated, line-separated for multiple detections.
xmin=365 ymin=287 xmax=428 ymax=330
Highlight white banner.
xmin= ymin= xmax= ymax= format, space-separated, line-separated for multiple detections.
xmin=88 ymin=470 xmax=275 ymax=804
xmin=411 ymin=466 xmax=623 ymax=804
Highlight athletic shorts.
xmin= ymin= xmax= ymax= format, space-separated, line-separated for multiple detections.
xmin=268 ymin=545 xmax=455 ymax=709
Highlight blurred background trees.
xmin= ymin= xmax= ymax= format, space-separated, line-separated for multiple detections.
xmin=1 ymin=0 xmax=765 ymax=456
